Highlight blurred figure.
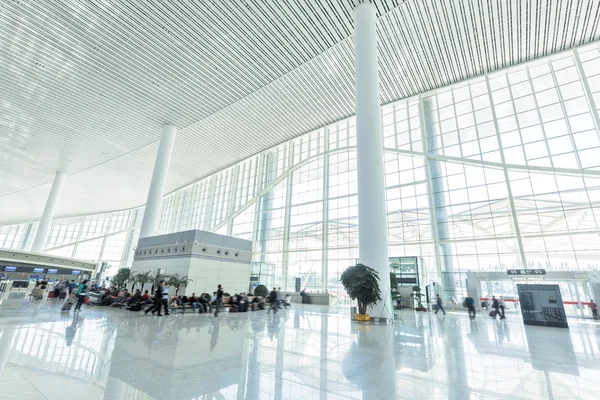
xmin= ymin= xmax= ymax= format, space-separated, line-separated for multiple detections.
xmin=435 ymin=294 xmax=446 ymax=315
xmin=214 ymin=284 xmax=223 ymax=317
xmin=589 ymin=299 xmax=598 ymax=320
xmin=498 ymin=296 xmax=506 ymax=319
xmin=464 ymin=293 xmax=475 ymax=320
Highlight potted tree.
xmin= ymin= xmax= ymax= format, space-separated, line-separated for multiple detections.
xmin=128 ymin=272 xmax=139 ymax=292
xmin=340 ymin=263 xmax=382 ymax=321
xmin=135 ymin=271 xmax=154 ymax=293
xmin=253 ymin=284 xmax=268 ymax=298
xmin=411 ymin=285 xmax=427 ymax=311
xmin=167 ymin=273 xmax=193 ymax=296
xmin=111 ymin=268 xmax=131 ymax=290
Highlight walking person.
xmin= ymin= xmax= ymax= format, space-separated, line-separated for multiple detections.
xmin=214 ymin=284 xmax=224 ymax=317
xmin=162 ymin=284 xmax=170 ymax=315
xmin=74 ymin=280 xmax=89 ymax=312
xmin=498 ymin=296 xmax=506 ymax=319
xmin=435 ymin=294 xmax=446 ymax=315
xmin=146 ymin=281 xmax=164 ymax=316
xmin=276 ymin=287 xmax=283 ymax=311
xmin=53 ymin=281 xmax=62 ymax=299
xmin=268 ymin=288 xmax=278 ymax=314
xmin=589 ymin=299 xmax=598 ymax=320
xmin=491 ymin=296 xmax=499 ymax=319
xmin=464 ymin=293 xmax=476 ymax=320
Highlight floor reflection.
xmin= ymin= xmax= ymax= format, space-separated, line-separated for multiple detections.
xmin=0 ymin=299 xmax=599 ymax=399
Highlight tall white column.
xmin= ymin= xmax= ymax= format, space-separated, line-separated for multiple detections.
xmin=139 ymin=124 xmax=177 ymax=238
xmin=355 ymin=3 xmax=392 ymax=320
xmin=31 ymin=172 xmax=67 ymax=252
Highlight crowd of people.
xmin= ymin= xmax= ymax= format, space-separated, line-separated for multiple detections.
xmin=49 ymin=280 xmax=295 ymax=317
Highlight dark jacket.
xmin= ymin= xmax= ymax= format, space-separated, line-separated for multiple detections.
xmin=154 ymin=286 xmax=163 ymax=301
xmin=492 ymin=299 xmax=499 ymax=310
xmin=269 ymin=290 xmax=278 ymax=303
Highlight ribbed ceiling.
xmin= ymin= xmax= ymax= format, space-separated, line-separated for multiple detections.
xmin=1 ymin=0 xmax=600 ymax=224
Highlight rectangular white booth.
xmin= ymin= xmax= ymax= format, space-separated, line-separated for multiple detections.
xmin=131 ymin=230 xmax=252 ymax=296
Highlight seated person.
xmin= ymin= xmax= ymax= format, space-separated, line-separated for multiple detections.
xmin=189 ymin=293 xmax=204 ymax=313
xmin=141 ymin=290 xmax=151 ymax=302
xmin=199 ymin=293 xmax=211 ymax=313
xmin=171 ymin=296 xmax=182 ymax=307
xmin=127 ymin=289 xmax=142 ymax=305
xmin=110 ymin=290 xmax=128 ymax=307
xmin=242 ymin=293 xmax=251 ymax=312
xmin=211 ymin=292 xmax=217 ymax=305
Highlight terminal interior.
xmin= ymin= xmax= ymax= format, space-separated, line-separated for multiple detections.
xmin=1 ymin=1 xmax=600 ymax=399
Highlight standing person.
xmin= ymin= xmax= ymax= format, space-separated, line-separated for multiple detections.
xmin=491 ymin=296 xmax=499 ymax=319
xmin=435 ymin=294 xmax=446 ymax=315
xmin=498 ymin=296 xmax=507 ymax=319
xmin=53 ymin=281 xmax=62 ymax=299
xmin=268 ymin=288 xmax=278 ymax=314
xmin=465 ymin=293 xmax=476 ymax=320
xmin=397 ymin=294 xmax=403 ymax=310
xmin=276 ymin=287 xmax=282 ymax=311
xmin=214 ymin=284 xmax=224 ymax=317
xmin=161 ymin=284 xmax=170 ymax=315
xmin=589 ymin=299 xmax=598 ymax=320
xmin=146 ymin=281 xmax=164 ymax=316
xmin=74 ymin=280 xmax=89 ymax=312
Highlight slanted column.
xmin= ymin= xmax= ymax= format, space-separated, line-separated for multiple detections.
xmin=31 ymin=172 xmax=67 ymax=252
xmin=423 ymin=99 xmax=457 ymax=298
xmin=140 ymin=124 xmax=177 ymax=238
xmin=354 ymin=3 xmax=392 ymax=320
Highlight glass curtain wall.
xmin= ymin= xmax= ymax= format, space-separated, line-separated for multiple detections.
xmin=3 ymin=44 xmax=600 ymax=288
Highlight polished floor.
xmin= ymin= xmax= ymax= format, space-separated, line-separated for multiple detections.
xmin=0 ymin=293 xmax=598 ymax=400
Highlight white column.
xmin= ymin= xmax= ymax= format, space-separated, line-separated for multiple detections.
xmin=31 ymin=172 xmax=67 ymax=252
xmin=355 ymin=3 xmax=392 ymax=320
xmin=139 ymin=124 xmax=177 ymax=238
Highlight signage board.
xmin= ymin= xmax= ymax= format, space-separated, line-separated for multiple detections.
xmin=71 ymin=270 xmax=81 ymax=275
xmin=4 ymin=266 xmax=16 ymax=272
xmin=32 ymin=268 xmax=44 ymax=273
xmin=507 ymin=269 xmax=546 ymax=276
xmin=47 ymin=269 xmax=58 ymax=274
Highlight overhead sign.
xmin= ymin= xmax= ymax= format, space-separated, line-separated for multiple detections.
xmin=507 ymin=269 xmax=546 ymax=276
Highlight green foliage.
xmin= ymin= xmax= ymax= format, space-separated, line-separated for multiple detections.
xmin=411 ymin=285 xmax=425 ymax=309
xmin=134 ymin=271 xmax=153 ymax=291
xmin=390 ymin=272 xmax=398 ymax=290
xmin=111 ymin=268 xmax=131 ymax=289
xmin=165 ymin=273 xmax=194 ymax=296
xmin=254 ymin=284 xmax=268 ymax=297
xmin=154 ymin=273 xmax=165 ymax=286
xmin=340 ymin=263 xmax=382 ymax=315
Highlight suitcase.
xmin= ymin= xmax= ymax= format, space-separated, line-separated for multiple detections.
xmin=489 ymin=310 xmax=497 ymax=318
xmin=59 ymin=292 xmax=67 ymax=300
xmin=61 ymin=301 xmax=73 ymax=312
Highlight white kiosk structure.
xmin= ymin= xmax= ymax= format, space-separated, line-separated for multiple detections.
xmin=131 ymin=230 xmax=252 ymax=296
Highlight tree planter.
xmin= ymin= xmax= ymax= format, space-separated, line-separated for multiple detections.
xmin=354 ymin=313 xmax=370 ymax=322
xmin=341 ymin=263 xmax=382 ymax=322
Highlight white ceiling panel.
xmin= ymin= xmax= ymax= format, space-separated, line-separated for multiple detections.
xmin=1 ymin=0 xmax=600 ymax=224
